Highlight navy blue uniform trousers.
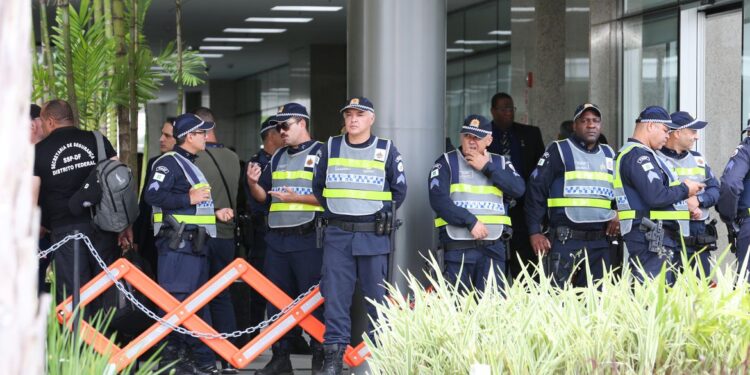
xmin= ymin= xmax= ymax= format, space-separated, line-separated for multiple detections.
xmin=321 ymin=226 xmax=388 ymax=345
xmin=625 ymin=233 xmax=678 ymax=285
xmin=548 ymin=238 xmax=612 ymax=287
xmin=206 ymin=238 xmax=237 ymax=338
xmin=264 ymin=231 xmax=323 ymax=347
xmin=156 ymin=236 xmax=215 ymax=366
xmin=443 ymin=243 xmax=507 ymax=292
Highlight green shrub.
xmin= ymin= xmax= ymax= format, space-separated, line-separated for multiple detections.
xmin=366 ymin=249 xmax=750 ymax=374
xmin=45 ymin=295 xmax=166 ymax=374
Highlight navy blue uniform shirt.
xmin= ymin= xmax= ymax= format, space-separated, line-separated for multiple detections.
xmin=718 ymin=137 xmax=750 ymax=221
xmin=618 ymin=138 xmax=689 ymax=233
xmin=428 ymin=148 xmax=525 ymax=243
xmin=312 ymin=135 xmax=407 ymax=222
xmin=525 ymin=136 xmax=613 ymax=235
xmin=244 ymin=149 xmax=272 ymax=217
xmin=659 ymin=146 xmax=719 ymax=232
xmin=144 ymin=145 xmax=195 ymax=211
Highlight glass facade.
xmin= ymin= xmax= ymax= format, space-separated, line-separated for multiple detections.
xmin=621 ymin=10 xmax=679 ymax=138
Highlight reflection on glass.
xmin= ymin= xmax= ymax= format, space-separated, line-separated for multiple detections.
xmin=622 ymin=11 xmax=678 ymax=139
xmin=743 ymin=0 xmax=750 ymax=130
xmin=624 ymin=0 xmax=677 ymax=15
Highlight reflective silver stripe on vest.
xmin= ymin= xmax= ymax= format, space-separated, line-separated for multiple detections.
xmin=152 ymin=151 xmax=217 ymax=237
xmin=445 ymin=151 xmax=506 ymax=241
xmin=555 ymin=139 xmax=616 ymax=223
xmin=656 ymin=150 xmax=709 ymax=221
xmin=268 ymin=143 xmax=321 ymax=228
xmin=325 ymin=136 xmax=389 ymax=216
xmin=614 ymin=141 xmax=689 ymax=236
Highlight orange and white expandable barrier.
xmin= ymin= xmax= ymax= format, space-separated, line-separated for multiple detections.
xmin=55 ymin=258 xmax=370 ymax=372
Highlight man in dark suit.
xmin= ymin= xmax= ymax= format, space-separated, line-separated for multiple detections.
xmin=487 ymin=92 xmax=545 ymax=279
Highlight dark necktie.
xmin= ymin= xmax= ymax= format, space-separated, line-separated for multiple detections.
xmin=499 ymin=130 xmax=511 ymax=157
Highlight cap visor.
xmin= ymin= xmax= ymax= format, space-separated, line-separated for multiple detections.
xmin=340 ymin=104 xmax=374 ymax=113
xmin=460 ymin=128 xmax=490 ymax=139
xmin=686 ymin=120 xmax=707 ymax=130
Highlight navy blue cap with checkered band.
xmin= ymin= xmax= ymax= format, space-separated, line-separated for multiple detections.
xmin=670 ymin=111 xmax=707 ymax=130
xmin=636 ymin=105 xmax=679 ymax=129
xmin=269 ymin=103 xmax=310 ymax=125
xmin=340 ymin=96 xmax=375 ymax=113
xmin=460 ymin=114 xmax=492 ymax=139
xmin=174 ymin=113 xmax=214 ymax=139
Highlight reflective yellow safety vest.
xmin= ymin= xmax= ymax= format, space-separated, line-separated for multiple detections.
xmin=323 ymin=135 xmax=392 ymax=216
xmin=656 ymin=149 xmax=709 ymax=221
xmin=152 ymin=151 xmax=217 ymax=237
xmin=613 ymin=141 xmax=689 ymax=236
xmin=268 ymin=142 xmax=324 ymax=228
xmin=546 ymin=139 xmax=616 ymax=223
xmin=434 ymin=149 xmax=510 ymax=241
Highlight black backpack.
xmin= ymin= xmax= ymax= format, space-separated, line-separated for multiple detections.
xmin=91 ymin=131 xmax=139 ymax=232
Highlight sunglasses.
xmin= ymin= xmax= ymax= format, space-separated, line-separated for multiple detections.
xmin=275 ymin=119 xmax=298 ymax=132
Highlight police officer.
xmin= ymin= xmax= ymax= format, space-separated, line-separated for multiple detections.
xmin=242 ymin=118 xmax=283 ymax=343
xmin=526 ymin=104 xmax=619 ymax=287
xmin=246 ymin=103 xmax=325 ymax=374
xmin=428 ymin=114 xmax=524 ymax=291
xmin=312 ymin=97 xmax=406 ymax=375
xmin=613 ymin=106 xmax=704 ymax=284
xmin=717 ymin=119 xmax=750 ymax=279
xmin=656 ymin=112 xmax=719 ymax=278
xmin=145 ymin=113 xmax=226 ymax=375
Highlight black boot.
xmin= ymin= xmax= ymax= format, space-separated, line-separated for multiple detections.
xmin=254 ymin=343 xmax=293 ymax=375
xmin=314 ymin=344 xmax=345 ymax=375
xmin=159 ymin=344 xmax=194 ymax=375
xmin=310 ymin=340 xmax=325 ymax=373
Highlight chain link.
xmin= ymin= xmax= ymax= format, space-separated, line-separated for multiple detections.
xmin=39 ymin=233 xmax=320 ymax=339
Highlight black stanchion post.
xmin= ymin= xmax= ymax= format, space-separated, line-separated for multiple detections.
xmin=72 ymin=230 xmax=81 ymax=336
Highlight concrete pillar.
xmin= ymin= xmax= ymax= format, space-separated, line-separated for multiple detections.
xmin=347 ymin=0 xmax=445 ymax=285
xmin=345 ymin=0 xmax=445 ymax=366
xmin=530 ymin=0 xmax=566 ymax=139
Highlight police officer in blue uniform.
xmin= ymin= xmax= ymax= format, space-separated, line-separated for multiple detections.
xmin=312 ymin=97 xmax=406 ymax=375
xmin=613 ymin=106 xmax=704 ymax=284
xmin=656 ymin=112 xmax=719 ymax=278
xmin=145 ymin=113 xmax=226 ymax=375
xmin=246 ymin=103 xmax=325 ymax=374
xmin=428 ymin=114 xmax=524 ymax=291
xmin=526 ymin=104 xmax=619 ymax=287
xmin=242 ymin=118 xmax=283 ymax=343
xmin=717 ymin=119 xmax=750 ymax=279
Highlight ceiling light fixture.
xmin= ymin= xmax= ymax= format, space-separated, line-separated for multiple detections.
xmin=245 ymin=17 xmax=313 ymax=23
xmin=271 ymin=6 xmax=342 ymax=12
xmin=203 ymin=37 xmax=262 ymax=43
xmin=454 ymin=40 xmax=508 ymax=45
xmin=511 ymin=6 xmax=535 ymax=12
xmin=223 ymin=28 xmax=286 ymax=33
xmin=447 ymin=48 xmax=474 ymax=53
xmin=196 ymin=53 xmax=224 ymax=58
xmin=488 ymin=30 xmax=512 ymax=36
xmin=199 ymin=46 xmax=243 ymax=51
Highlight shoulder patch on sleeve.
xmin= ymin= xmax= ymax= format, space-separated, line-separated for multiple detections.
xmin=153 ymin=172 xmax=165 ymax=182
xmin=641 ymin=162 xmax=654 ymax=172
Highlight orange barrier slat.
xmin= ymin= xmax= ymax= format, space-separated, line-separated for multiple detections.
xmin=53 ymin=257 xmax=373 ymax=371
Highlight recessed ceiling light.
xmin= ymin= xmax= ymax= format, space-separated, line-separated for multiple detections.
xmin=196 ymin=53 xmax=224 ymax=58
xmin=454 ymin=40 xmax=508 ymax=45
xmin=511 ymin=18 xmax=534 ymax=23
xmin=199 ymin=46 xmax=243 ymax=51
xmin=271 ymin=6 xmax=342 ymax=12
xmin=511 ymin=7 xmax=535 ymax=12
xmin=446 ymin=48 xmax=474 ymax=53
xmin=488 ymin=30 xmax=512 ymax=36
xmin=566 ymin=7 xmax=590 ymax=12
xmin=203 ymin=37 xmax=263 ymax=43
xmin=245 ymin=17 xmax=313 ymax=23
xmin=223 ymin=28 xmax=286 ymax=34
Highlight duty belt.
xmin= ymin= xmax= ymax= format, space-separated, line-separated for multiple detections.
xmin=268 ymin=221 xmax=316 ymax=236
xmin=326 ymin=219 xmax=378 ymax=232
xmin=553 ymin=227 xmax=606 ymax=244
xmin=444 ymin=239 xmax=498 ymax=251
xmin=682 ymin=234 xmax=718 ymax=247
xmin=157 ymin=228 xmax=199 ymax=241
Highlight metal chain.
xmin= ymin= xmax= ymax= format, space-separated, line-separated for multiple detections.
xmin=40 ymin=233 xmax=320 ymax=339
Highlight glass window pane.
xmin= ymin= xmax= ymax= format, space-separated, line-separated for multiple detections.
xmin=622 ymin=11 xmax=678 ymax=139
xmin=743 ymin=0 xmax=750 ymax=131
xmin=447 ymin=61 xmax=465 ymax=148
xmin=624 ymin=0 xmax=677 ymax=15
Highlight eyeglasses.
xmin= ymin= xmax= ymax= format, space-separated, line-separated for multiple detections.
xmin=275 ymin=119 xmax=298 ymax=132
xmin=191 ymin=130 xmax=208 ymax=136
